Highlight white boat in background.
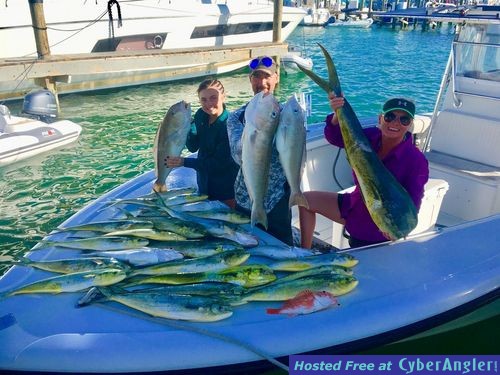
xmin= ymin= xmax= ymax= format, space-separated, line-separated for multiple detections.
xmin=0 ymin=9 xmax=498 ymax=375
xmin=301 ymin=6 xmax=332 ymax=26
xmin=281 ymin=45 xmax=314 ymax=73
xmin=0 ymin=90 xmax=82 ymax=167
xmin=0 ymin=0 xmax=305 ymax=99
xmin=328 ymin=16 xmax=374 ymax=28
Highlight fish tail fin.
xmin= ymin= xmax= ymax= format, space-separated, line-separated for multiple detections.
xmin=76 ymin=287 xmax=104 ymax=307
xmin=289 ymin=192 xmax=309 ymax=209
xmin=152 ymin=181 xmax=167 ymax=193
xmin=31 ymin=241 xmax=50 ymax=251
xmin=317 ymin=43 xmax=342 ymax=95
xmin=251 ymin=204 xmax=268 ymax=230
xmin=266 ymin=308 xmax=281 ymax=315
xmin=297 ymin=61 xmax=331 ymax=94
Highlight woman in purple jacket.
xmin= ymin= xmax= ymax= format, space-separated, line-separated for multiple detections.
xmin=299 ymin=95 xmax=429 ymax=248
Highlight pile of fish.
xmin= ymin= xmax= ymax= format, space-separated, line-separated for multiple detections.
xmin=242 ymin=92 xmax=309 ymax=229
xmin=2 ymin=188 xmax=359 ymax=322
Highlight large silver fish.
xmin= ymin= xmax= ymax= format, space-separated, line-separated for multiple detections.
xmin=241 ymin=91 xmax=280 ymax=229
xmin=298 ymin=44 xmax=418 ymax=240
xmin=152 ymin=101 xmax=192 ymax=192
xmin=275 ymin=95 xmax=309 ymax=209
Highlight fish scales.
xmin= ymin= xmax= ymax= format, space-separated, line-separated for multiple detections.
xmin=129 ymin=249 xmax=250 ymax=276
xmin=241 ymin=92 xmax=280 ymax=229
xmin=99 ymin=289 xmax=233 ymax=322
xmin=152 ymin=101 xmax=192 ymax=192
xmin=275 ymin=95 xmax=309 ymax=209
xmin=243 ymin=274 xmax=358 ymax=302
xmin=2 ymin=268 xmax=127 ymax=297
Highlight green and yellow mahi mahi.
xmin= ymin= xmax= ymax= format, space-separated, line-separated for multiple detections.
xmin=1 ymin=268 xmax=127 ymax=298
xmin=91 ymin=288 xmax=233 ymax=322
xmin=298 ymin=43 xmax=418 ymax=240
xmin=129 ymin=249 xmax=250 ymax=276
xmin=242 ymin=274 xmax=358 ymax=302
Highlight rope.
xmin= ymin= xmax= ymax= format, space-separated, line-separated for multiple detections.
xmin=95 ymin=302 xmax=289 ymax=372
xmin=107 ymin=0 xmax=122 ymax=39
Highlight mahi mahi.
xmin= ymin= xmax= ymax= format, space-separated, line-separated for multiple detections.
xmin=241 ymin=91 xmax=280 ymax=229
xmin=298 ymin=43 xmax=418 ymax=240
xmin=152 ymin=101 xmax=192 ymax=192
xmin=86 ymin=288 xmax=233 ymax=322
xmin=275 ymin=95 xmax=309 ymax=209
xmin=242 ymin=274 xmax=358 ymax=302
xmin=0 ymin=268 xmax=127 ymax=298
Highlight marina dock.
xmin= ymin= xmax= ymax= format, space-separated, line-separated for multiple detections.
xmin=371 ymin=5 xmax=500 ymax=28
xmin=0 ymin=42 xmax=289 ymax=101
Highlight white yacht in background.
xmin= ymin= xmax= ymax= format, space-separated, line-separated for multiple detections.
xmin=0 ymin=0 xmax=305 ymax=98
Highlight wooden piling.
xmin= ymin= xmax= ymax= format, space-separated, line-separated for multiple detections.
xmin=28 ymin=0 xmax=59 ymax=110
xmin=273 ymin=0 xmax=283 ymax=80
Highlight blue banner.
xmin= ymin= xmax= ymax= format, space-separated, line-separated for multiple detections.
xmin=289 ymin=355 xmax=499 ymax=375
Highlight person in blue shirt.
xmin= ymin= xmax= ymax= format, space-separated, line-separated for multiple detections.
xmin=227 ymin=56 xmax=293 ymax=245
xmin=165 ymin=79 xmax=239 ymax=208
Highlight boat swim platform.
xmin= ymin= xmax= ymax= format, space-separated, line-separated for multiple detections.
xmin=0 ymin=42 xmax=289 ymax=101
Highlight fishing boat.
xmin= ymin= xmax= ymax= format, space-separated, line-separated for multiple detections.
xmin=0 ymin=9 xmax=499 ymax=375
xmin=328 ymin=16 xmax=374 ymax=28
xmin=0 ymin=90 xmax=82 ymax=167
xmin=0 ymin=0 xmax=305 ymax=99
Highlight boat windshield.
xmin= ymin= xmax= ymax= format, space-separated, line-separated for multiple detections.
xmin=453 ymin=23 xmax=500 ymax=97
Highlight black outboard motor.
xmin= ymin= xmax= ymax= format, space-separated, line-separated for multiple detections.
xmin=22 ymin=90 xmax=59 ymax=123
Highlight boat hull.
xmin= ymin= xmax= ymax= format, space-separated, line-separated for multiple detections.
xmin=0 ymin=167 xmax=497 ymax=373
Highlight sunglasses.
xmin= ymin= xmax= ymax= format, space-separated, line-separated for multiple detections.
xmin=249 ymin=56 xmax=274 ymax=70
xmin=383 ymin=112 xmax=412 ymax=126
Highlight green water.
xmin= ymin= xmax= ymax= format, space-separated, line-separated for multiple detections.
xmin=0 ymin=25 xmax=456 ymax=272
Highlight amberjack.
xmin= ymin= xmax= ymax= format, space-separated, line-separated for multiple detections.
xmin=152 ymin=101 xmax=192 ymax=192
xmin=241 ymin=91 xmax=280 ymax=229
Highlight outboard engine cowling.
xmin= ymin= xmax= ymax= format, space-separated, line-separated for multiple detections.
xmin=22 ymin=90 xmax=58 ymax=123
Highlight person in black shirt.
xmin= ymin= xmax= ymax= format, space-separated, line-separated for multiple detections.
xmin=165 ymin=79 xmax=239 ymax=208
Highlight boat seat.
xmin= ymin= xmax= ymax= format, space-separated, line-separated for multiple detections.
xmin=430 ymin=110 xmax=500 ymax=168
xmin=426 ymin=110 xmax=500 ymax=220
xmin=330 ymin=178 xmax=449 ymax=249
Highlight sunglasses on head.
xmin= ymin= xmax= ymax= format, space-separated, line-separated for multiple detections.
xmin=249 ymin=56 xmax=274 ymax=70
xmin=383 ymin=112 xmax=412 ymax=126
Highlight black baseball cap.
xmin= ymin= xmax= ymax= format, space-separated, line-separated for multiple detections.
xmin=382 ymin=98 xmax=416 ymax=118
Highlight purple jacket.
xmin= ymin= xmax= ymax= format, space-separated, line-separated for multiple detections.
xmin=324 ymin=113 xmax=429 ymax=243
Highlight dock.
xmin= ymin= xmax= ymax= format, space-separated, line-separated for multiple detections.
xmin=0 ymin=42 xmax=289 ymax=101
xmin=371 ymin=5 xmax=500 ymax=29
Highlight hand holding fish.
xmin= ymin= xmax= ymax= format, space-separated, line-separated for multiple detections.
xmin=328 ymin=92 xmax=345 ymax=111
xmin=165 ymin=156 xmax=184 ymax=168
